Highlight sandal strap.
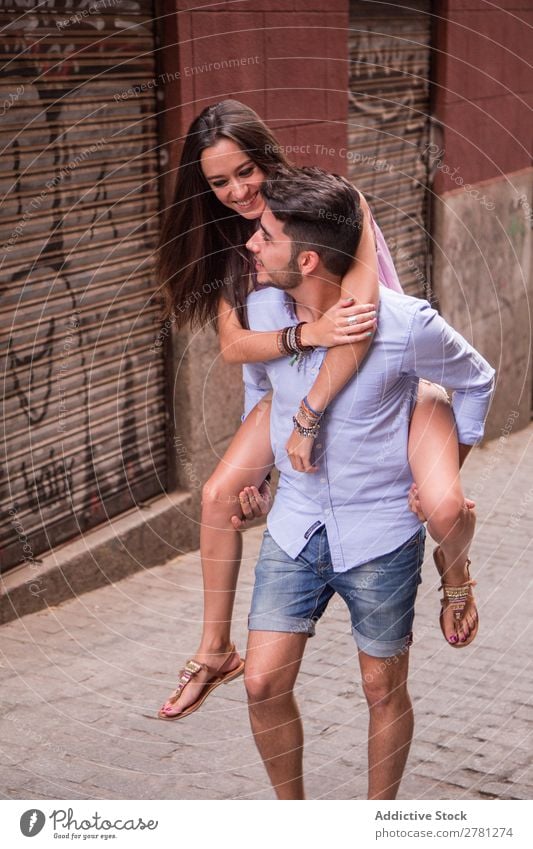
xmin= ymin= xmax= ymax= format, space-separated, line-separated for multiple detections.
xmin=438 ymin=579 xmax=477 ymax=596
xmin=438 ymin=577 xmax=476 ymax=623
xmin=167 ymin=659 xmax=206 ymax=705
xmin=167 ymin=647 xmax=240 ymax=705
xmin=437 ymin=556 xmax=476 ymax=595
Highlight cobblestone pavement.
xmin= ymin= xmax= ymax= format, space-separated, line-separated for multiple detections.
xmin=1 ymin=424 xmax=532 ymax=801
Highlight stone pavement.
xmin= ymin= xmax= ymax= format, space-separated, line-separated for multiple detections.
xmin=1 ymin=424 xmax=532 ymax=801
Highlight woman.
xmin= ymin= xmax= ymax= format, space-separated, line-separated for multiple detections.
xmin=156 ymin=100 xmax=478 ymax=720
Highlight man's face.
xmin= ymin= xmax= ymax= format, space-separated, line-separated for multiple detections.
xmin=246 ymin=206 xmax=303 ymax=290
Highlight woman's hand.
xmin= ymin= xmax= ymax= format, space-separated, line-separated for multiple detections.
xmin=300 ymin=297 xmax=377 ymax=348
xmin=230 ymin=479 xmax=272 ymax=530
xmin=285 ymin=429 xmax=319 ymax=474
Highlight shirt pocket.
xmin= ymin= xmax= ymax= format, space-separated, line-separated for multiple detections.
xmin=332 ymin=369 xmax=386 ymax=422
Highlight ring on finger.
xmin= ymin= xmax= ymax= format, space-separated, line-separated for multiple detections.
xmin=347 ymin=315 xmax=358 ymax=326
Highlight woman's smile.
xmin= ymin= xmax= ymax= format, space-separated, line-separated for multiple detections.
xmin=233 ymin=191 xmax=261 ymax=211
xmin=201 ymin=138 xmax=266 ymax=219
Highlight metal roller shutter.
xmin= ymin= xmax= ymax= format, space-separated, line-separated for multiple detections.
xmin=0 ymin=0 xmax=167 ymax=572
xmin=348 ymin=1 xmax=432 ymax=297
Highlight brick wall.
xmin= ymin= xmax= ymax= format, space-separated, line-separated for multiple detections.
xmin=432 ymin=0 xmax=532 ymax=192
xmin=157 ymin=0 xmax=350 ymax=188
xmin=431 ymin=0 xmax=533 ymax=438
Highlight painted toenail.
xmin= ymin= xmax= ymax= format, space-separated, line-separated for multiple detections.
xmin=449 ymin=635 xmax=458 ymax=643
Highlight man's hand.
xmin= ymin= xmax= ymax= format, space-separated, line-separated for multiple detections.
xmin=231 ymin=479 xmax=273 ymax=530
xmin=408 ymin=483 xmax=475 ymax=522
xmin=408 ymin=484 xmax=426 ymax=521
xmin=285 ymin=429 xmax=319 ymax=473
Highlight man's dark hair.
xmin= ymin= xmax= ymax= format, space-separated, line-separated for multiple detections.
xmin=261 ymin=166 xmax=364 ymax=277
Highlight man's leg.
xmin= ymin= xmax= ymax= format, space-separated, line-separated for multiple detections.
xmin=245 ymin=630 xmax=309 ymax=800
xmin=358 ymin=648 xmax=413 ymax=800
xmin=332 ymin=528 xmax=424 ymax=799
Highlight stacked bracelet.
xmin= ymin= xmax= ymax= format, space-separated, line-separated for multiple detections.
xmin=294 ymin=322 xmax=313 ymax=353
xmin=302 ymin=395 xmax=324 ymax=418
xmin=297 ymin=406 xmax=319 ymax=426
xmin=293 ymin=415 xmax=321 ymax=439
xmin=292 ymin=396 xmax=323 ymax=438
xmin=277 ymin=322 xmax=314 ymax=357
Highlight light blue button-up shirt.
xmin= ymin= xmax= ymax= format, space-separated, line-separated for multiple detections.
xmin=243 ymin=285 xmax=495 ymax=572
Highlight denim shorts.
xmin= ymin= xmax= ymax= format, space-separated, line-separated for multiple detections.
xmin=248 ymin=525 xmax=425 ymax=658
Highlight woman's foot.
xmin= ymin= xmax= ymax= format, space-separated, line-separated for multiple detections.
xmin=433 ymin=547 xmax=478 ymax=646
xmin=158 ymin=645 xmax=244 ymax=719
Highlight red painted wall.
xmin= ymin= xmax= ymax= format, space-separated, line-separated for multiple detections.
xmin=432 ymin=0 xmax=532 ymax=193
xmin=156 ymin=0 xmax=350 ymax=202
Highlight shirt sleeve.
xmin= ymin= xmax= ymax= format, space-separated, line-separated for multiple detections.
xmin=242 ymin=361 xmax=272 ymax=421
xmin=401 ymin=301 xmax=496 ymax=445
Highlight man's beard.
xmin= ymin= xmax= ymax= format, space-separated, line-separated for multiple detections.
xmin=262 ymin=252 xmax=303 ymax=290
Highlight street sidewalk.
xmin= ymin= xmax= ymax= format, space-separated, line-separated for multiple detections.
xmin=0 ymin=424 xmax=532 ymax=800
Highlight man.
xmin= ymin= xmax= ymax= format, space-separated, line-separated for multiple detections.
xmin=241 ymin=167 xmax=495 ymax=800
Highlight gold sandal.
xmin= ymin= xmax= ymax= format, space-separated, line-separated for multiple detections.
xmin=157 ymin=646 xmax=245 ymax=721
xmin=433 ymin=547 xmax=478 ymax=648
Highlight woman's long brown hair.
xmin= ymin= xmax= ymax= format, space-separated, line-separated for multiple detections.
xmin=157 ymin=99 xmax=290 ymax=330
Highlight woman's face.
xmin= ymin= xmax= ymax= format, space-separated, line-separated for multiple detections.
xmin=200 ymin=138 xmax=266 ymax=219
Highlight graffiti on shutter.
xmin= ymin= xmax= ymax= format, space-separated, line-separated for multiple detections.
xmin=348 ymin=1 xmax=432 ymax=297
xmin=0 ymin=0 xmax=167 ymax=572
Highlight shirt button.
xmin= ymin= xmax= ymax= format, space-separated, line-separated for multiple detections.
xmin=325 ymin=508 xmax=331 ymax=516
xmin=320 ymin=477 xmax=326 ymax=484
xmin=316 ymin=443 xmax=322 ymax=449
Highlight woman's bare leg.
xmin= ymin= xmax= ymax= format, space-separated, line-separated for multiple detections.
xmin=408 ymin=382 xmax=477 ymax=645
xmin=160 ymin=396 xmax=274 ymax=716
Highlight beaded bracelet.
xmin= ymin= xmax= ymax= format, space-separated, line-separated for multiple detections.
xmin=297 ymin=410 xmax=318 ymax=427
xmin=292 ymin=415 xmax=321 ymax=439
xmin=297 ymin=403 xmax=320 ymax=425
xmin=299 ymin=403 xmax=321 ymax=425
